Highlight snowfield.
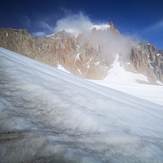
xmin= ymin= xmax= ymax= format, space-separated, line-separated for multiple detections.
xmin=0 ymin=47 xmax=163 ymax=163
xmin=91 ymin=54 xmax=163 ymax=106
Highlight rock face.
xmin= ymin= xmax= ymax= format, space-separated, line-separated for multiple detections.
xmin=0 ymin=24 xmax=163 ymax=84
xmin=49 ymin=30 xmax=108 ymax=79
xmin=0 ymin=28 xmax=54 ymax=65
xmin=121 ymin=43 xmax=163 ymax=83
xmin=0 ymin=28 xmax=109 ymax=79
xmin=109 ymin=21 xmax=120 ymax=35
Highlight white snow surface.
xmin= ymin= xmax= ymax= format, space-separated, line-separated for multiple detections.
xmin=92 ymin=24 xmax=110 ymax=30
xmin=0 ymin=48 xmax=163 ymax=163
xmin=91 ymin=55 xmax=163 ymax=106
xmin=104 ymin=54 xmax=149 ymax=84
xmin=92 ymin=81 xmax=163 ymax=106
xmin=57 ymin=64 xmax=70 ymax=73
xmin=74 ymin=53 xmax=81 ymax=62
xmin=94 ymin=61 xmax=100 ymax=66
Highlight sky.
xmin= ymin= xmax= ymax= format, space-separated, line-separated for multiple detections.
xmin=0 ymin=0 xmax=163 ymax=49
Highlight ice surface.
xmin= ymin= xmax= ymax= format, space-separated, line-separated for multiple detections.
xmin=0 ymin=48 xmax=163 ymax=163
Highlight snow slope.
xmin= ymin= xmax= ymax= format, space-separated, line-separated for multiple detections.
xmin=57 ymin=64 xmax=70 ymax=73
xmin=104 ymin=54 xmax=149 ymax=84
xmin=91 ymin=54 xmax=163 ymax=106
xmin=91 ymin=81 xmax=163 ymax=106
xmin=0 ymin=48 xmax=163 ymax=163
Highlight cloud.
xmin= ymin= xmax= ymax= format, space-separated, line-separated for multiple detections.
xmin=54 ymin=12 xmax=93 ymax=36
xmin=32 ymin=31 xmax=46 ymax=37
xmin=32 ymin=21 xmax=54 ymax=37
xmin=52 ymin=12 xmax=135 ymax=55
xmin=32 ymin=11 xmax=110 ymax=36
xmin=31 ymin=11 xmax=137 ymax=56
xmin=60 ymin=7 xmax=72 ymax=15
xmin=143 ymin=19 xmax=163 ymax=34
xmin=40 ymin=21 xmax=54 ymax=33
xmin=85 ymin=30 xmax=134 ymax=57
xmin=33 ymin=12 xmax=94 ymax=36
xmin=20 ymin=16 xmax=31 ymax=27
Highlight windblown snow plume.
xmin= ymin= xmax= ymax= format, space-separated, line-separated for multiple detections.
xmin=54 ymin=12 xmax=93 ymax=35
xmin=33 ymin=12 xmax=136 ymax=57
xmin=53 ymin=12 xmax=136 ymax=56
xmin=89 ymin=29 xmax=134 ymax=56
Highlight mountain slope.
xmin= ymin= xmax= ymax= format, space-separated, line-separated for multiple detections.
xmin=90 ymin=54 xmax=163 ymax=106
xmin=104 ymin=54 xmax=149 ymax=83
xmin=0 ymin=48 xmax=163 ymax=163
xmin=0 ymin=24 xmax=163 ymax=84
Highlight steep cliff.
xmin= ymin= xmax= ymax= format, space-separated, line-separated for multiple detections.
xmin=120 ymin=42 xmax=163 ymax=83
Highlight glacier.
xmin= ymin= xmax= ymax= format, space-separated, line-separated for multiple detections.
xmin=0 ymin=47 xmax=163 ymax=163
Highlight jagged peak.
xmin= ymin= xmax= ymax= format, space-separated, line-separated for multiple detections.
xmin=90 ymin=21 xmax=120 ymax=35
xmin=108 ymin=21 xmax=120 ymax=35
xmin=109 ymin=21 xmax=114 ymax=29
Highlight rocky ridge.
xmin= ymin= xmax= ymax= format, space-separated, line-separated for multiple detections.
xmin=120 ymin=42 xmax=163 ymax=83
xmin=0 ymin=22 xmax=163 ymax=83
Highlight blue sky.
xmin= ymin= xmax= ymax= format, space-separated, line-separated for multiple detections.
xmin=0 ymin=0 xmax=163 ymax=49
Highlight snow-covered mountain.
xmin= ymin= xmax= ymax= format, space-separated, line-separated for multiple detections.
xmin=0 ymin=22 xmax=163 ymax=84
xmin=0 ymin=47 xmax=163 ymax=163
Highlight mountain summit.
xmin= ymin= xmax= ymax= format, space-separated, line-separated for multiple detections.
xmin=0 ymin=23 xmax=162 ymax=84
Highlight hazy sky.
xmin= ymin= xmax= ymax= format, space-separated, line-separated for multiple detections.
xmin=0 ymin=0 xmax=163 ymax=49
